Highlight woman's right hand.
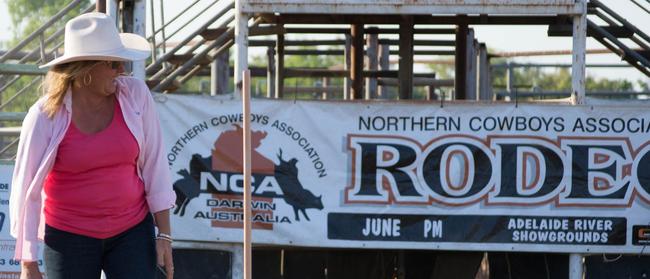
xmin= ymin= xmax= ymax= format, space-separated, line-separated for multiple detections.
xmin=20 ymin=261 xmax=42 ymax=279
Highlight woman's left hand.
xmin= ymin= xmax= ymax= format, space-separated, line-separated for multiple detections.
xmin=156 ymin=238 xmax=174 ymax=279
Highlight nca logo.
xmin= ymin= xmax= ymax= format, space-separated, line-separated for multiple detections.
xmin=172 ymin=125 xmax=323 ymax=226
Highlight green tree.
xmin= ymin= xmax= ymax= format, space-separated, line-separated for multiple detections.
xmin=247 ymin=46 xmax=343 ymax=99
xmin=440 ymin=56 xmax=647 ymax=101
xmin=1 ymin=0 xmax=91 ymax=112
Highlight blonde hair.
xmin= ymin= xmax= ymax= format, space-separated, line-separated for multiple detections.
xmin=42 ymin=61 xmax=102 ymax=118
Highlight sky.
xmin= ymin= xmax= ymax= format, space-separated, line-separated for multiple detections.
xmin=1 ymin=0 xmax=648 ymax=85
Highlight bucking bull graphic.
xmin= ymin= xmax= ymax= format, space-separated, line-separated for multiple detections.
xmin=172 ymin=125 xmax=323 ymax=221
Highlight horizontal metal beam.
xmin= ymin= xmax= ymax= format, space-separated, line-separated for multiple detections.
xmin=0 ymin=63 xmax=47 ymax=75
xmin=260 ymin=14 xmax=561 ymax=25
xmin=0 ymin=112 xmax=27 ymax=121
xmin=492 ymin=63 xmax=633 ymax=68
xmin=0 ymin=127 xmax=21 ymax=136
xmin=282 ymin=86 xmax=343 ymax=94
xmin=283 ymin=49 xmax=455 ymax=56
xmin=250 ymin=39 xmax=455 ymax=47
xmin=282 ymin=27 xmax=456 ymax=34
xmin=495 ymin=91 xmax=650 ymax=98
xmin=378 ymin=77 xmax=454 ymax=87
xmin=242 ymin=1 xmax=584 ymax=15
xmin=283 ymin=68 xmax=438 ymax=78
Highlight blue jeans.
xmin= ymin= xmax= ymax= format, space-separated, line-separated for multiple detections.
xmin=43 ymin=214 xmax=156 ymax=279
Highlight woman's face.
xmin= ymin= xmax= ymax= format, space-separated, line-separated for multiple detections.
xmin=86 ymin=60 xmax=125 ymax=96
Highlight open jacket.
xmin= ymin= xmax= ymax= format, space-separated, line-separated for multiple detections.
xmin=9 ymin=77 xmax=176 ymax=261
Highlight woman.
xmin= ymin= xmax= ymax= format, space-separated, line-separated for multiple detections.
xmin=9 ymin=12 xmax=176 ymax=279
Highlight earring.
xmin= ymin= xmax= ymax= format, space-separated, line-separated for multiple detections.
xmin=83 ymin=73 xmax=92 ymax=86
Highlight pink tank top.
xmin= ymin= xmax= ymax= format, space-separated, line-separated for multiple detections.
xmin=44 ymin=99 xmax=148 ymax=239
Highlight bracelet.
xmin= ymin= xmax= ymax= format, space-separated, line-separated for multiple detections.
xmin=158 ymin=233 xmax=172 ymax=239
xmin=156 ymin=233 xmax=173 ymax=243
xmin=156 ymin=236 xmax=173 ymax=243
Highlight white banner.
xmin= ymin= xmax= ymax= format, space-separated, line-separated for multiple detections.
xmin=156 ymin=94 xmax=650 ymax=254
xmin=0 ymin=163 xmax=45 ymax=278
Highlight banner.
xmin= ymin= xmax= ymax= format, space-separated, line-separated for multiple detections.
xmin=157 ymin=94 xmax=650 ymax=253
xmin=0 ymin=164 xmax=44 ymax=278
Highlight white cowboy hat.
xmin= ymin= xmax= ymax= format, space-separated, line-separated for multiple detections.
xmin=40 ymin=12 xmax=150 ymax=68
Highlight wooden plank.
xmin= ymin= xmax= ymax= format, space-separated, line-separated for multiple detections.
xmin=399 ymin=16 xmax=414 ymax=100
xmin=351 ymin=24 xmax=364 ymax=99
xmin=266 ymin=47 xmax=276 ymax=98
xmin=378 ymin=43 xmax=390 ymax=98
xmin=455 ymin=21 xmax=468 ymax=100
xmin=168 ymin=54 xmax=212 ymax=66
xmin=344 ymin=34 xmax=352 ymax=99
xmin=200 ymin=27 xmax=229 ymax=40
xmin=378 ymin=77 xmax=453 ymax=87
xmin=366 ymin=28 xmax=378 ymax=99
xmin=211 ymin=51 xmax=229 ymax=95
xmin=379 ymin=39 xmax=455 ymax=46
xmin=548 ymin=24 xmax=634 ymax=37
xmin=466 ymin=31 xmax=478 ymax=101
xmin=275 ymin=31 xmax=285 ymax=98
xmin=284 ymin=68 xmax=347 ymax=77
xmin=283 ymin=86 xmax=343 ymax=94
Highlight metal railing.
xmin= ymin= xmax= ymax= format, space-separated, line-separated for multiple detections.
xmin=629 ymin=0 xmax=650 ymax=15
xmin=0 ymin=1 xmax=94 ymax=112
xmin=493 ymin=62 xmax=650 ymax=100
xmin=588 ymin=0 xmax=650 ymax=77
xmin=0 ymin=0 xmax=93 ymax=159
xmin=146 ymin=0 xmax=236 ymax=92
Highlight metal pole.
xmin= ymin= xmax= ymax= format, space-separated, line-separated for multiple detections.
xmin=267 ymin=47 xmax=275 ymax=98
xmin=158 ymin=0 xmax=167 ymax=54
xmin=571 ymin=0 xmax=587 ymax=105
xmin=570 ymin=1 xmax=587 ymax=278
xmin=477 ymin=43 xmax=491 ymax=101
xmin=322 ymin=77 xmax=329 ymax=99
xmin=275 ymin=28 xmax=284 ymax=99
xmin=211 ymin=60 xmax=218 ymax=96
xmin=455 ymin=20 xmax=468 ymax=100
xmin=96 ymin=0 xmax=106 ymax=13
xmin=569 ymin=254 xmax=584 ymax=279
xmin=132 ymin=0 xmax=146 ymax=80
xmin=106 ymin=0 xmax=119 ymax=28
xmin=241 ymin=69 xmax=252 ymax=279
xmin=505 ymin=62 xmax=514 ymax=101
xmin=350 ymin=24 xmax=364 ymax=99
xmin=234 ymin=8 xmax=249 ymax=99
xmin=148 ymin=0 xmax=157 ymax=63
